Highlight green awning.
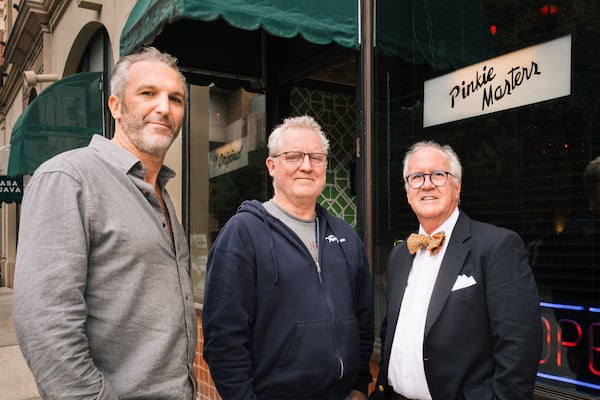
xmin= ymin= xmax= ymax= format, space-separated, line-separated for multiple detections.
xmin=7 ymin=72 xmax=104 ymax=177
xmin=120 ymin=0 xmax=359 ymax=56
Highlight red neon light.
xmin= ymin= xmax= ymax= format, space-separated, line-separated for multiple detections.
xmin=540 ymin=306 xmax=600 ymax=383
xmin=557 ymin=319 xmax=583 ymax=368
xmin=490 ymin=25 xmax=497 ymax=35
xmin=589 ymin=323 xmax=600 ymax=375
xmin=540 ymin=316 xmax=551 ymax=365
xmin=540 ymin=4 xmax=558 ymax=15
xmin=559 ymin=319 xmax=583 ymax=347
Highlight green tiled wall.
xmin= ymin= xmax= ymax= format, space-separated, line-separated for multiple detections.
xmin=290 ymin=87 xmax=357 ymax=228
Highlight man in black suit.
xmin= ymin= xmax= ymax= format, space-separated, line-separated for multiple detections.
xmin=371 ymin=141 xmax=541 ymax=400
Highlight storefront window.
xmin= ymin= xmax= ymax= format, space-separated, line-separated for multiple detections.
xmin=187 ymin=83 xmax=356 ymax=305
xmin=188 ymin=85 xmax=267 ymax=304
xmin=372 ymin=0 xmax=600 ymax=397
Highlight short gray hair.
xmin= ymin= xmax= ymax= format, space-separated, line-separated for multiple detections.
xmin=402 ymin=140 xmax=462 ymax=186
xmin=110 ymin=46 xmax=188 ymax=103
xmin=267 ymin=115 xmax=330 ymax=156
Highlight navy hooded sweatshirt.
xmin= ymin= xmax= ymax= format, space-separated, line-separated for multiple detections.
xmin=203 ymin=200 xmax=374 ymax=400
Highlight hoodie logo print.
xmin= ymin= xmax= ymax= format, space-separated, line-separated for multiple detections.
xmin=325 ymin=234 xmax=346 ymax=243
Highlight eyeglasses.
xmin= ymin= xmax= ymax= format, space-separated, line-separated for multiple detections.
xmin=272 ymin=151 xmax=328 ymax=166
xmin=405 ymin=170 xmax=455 ymax=189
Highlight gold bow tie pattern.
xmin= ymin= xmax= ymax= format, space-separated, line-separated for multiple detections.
xmin=407 ymin=231 xmax=446 ymax=255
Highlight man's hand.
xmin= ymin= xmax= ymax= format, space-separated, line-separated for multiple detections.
xmin=350 ymin=389 xmax=367 ymax=400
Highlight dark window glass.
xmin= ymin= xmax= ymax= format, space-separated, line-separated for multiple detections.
xmin=373 ymin=0 xmax=600 ymax=397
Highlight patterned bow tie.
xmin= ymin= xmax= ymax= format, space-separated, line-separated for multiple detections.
xmin=407 ymin=231 xmax=446 ymax=255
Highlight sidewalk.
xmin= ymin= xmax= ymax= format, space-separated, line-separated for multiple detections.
xmin=0 ymin=287 xmax=41 ymax=400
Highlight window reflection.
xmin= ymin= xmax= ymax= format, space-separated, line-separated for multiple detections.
xmin=373 ymin=0 xmax=600 ymax=397
xmin=189 ymin=86 xmax=266 ymax=303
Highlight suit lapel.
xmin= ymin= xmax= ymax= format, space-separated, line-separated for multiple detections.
xmin=424 ymin=212 xmax=472 ymax=336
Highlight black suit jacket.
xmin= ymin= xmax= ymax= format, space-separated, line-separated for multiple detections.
xmin=372 ymin=211 xmax=541 ymax=400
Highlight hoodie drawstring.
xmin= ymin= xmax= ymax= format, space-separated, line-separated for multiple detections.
xmin=262 ymin=213 xmax=280 ymax=283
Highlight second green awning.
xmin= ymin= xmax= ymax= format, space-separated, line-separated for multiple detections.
xmin=8 ymin=72 xmax=104 ymax=177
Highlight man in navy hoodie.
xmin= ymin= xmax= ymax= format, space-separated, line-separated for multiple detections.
xmin=203 ymin=115 xmax=374 ymax=400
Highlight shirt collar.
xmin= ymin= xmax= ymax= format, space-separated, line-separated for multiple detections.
xmin=418 ymin=207 xmax=460 ymax=238
xmin=88 ymin=134 xmax=176 ymax=183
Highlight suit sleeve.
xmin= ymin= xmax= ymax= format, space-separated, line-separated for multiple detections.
xmin=485 ymin=230 xmax=542 ymax=398
xmin=369 ymin=244 xmax=405 ymax=400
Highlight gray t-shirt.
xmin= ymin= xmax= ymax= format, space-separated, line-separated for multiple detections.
xmin=263 ymin=199 xmax=319 ymax=264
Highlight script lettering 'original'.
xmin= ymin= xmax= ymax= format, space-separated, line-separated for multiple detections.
xmin=208 ymin=137 xmax=249 ymax=178
xmin=213 ymin=146 xmax=244 ymax=168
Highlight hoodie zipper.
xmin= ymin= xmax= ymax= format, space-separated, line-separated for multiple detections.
xmin=317 ymin=215 xmax=346 ymax=381
xmin=315 ymin=217 xmax=323 ymax=285
xmin=315 ymin=261 xmax=322 ymax=284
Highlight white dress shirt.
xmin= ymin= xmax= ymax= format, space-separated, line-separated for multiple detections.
xmin=388 ymin=208 xmax=459 ymax=399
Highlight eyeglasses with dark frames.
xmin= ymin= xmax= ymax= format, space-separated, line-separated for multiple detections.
xmin=272 ymin=151 xmax=328 ymax=166
xmin=405 ymin=170 xmax=455 ymax=189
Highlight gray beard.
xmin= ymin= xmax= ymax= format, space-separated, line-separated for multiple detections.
xmin=121 ymin=114 xmax=177 ymax=158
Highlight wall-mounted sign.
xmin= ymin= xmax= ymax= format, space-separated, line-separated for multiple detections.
xmin=208 ymin=137 xmax=249 ymax=178
xmin=423 ymin=35 xmax=571 ymax=128
xmin=0 ymin=175 xmax=23 ymax=204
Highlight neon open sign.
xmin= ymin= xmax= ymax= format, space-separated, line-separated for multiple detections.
xmin=539 ymin=302 xmax=600 ymax=392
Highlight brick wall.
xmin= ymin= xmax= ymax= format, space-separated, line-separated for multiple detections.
xmin=195 ymin=312 xmax=221 ymax=400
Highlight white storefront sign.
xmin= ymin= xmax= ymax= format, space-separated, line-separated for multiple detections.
xmin=423 ymin=35 xmax=571 ymax=127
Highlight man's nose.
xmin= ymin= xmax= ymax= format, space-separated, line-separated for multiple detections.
xmin=422 ymin=174 xmax=435 ymax=188
xmin=154 ymin=93 xmax=171 ymax=113
xmin=299 ymin=153 xmax=313 ymax=168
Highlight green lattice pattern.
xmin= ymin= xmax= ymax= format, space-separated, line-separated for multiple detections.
xmin=290 ymin=87 xmax=357 ymax=227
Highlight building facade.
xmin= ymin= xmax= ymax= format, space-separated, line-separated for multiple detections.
xmin=0 ymin=1 xmax=598 ymax=399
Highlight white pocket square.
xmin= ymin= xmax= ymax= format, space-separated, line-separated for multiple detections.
xmin=451 ymin=274 xmax=477 ymax=291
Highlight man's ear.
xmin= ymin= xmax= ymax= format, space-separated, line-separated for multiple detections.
xmin=455 ymin=181 xmax=462 ymax=198
xmin=107 ymin=95 xmax=121 ymax=119
xmin=266 ymin=157 xmax=276 ymax=178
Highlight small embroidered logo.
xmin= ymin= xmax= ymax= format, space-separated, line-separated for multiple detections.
xmin=326 ymin=234 xmax=344 ymax=243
